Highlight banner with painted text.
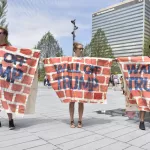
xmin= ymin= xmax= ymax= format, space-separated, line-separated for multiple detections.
xmin=117 ymin=57 xmax=150 ymax=112
xmin=44 ymin=57 xmax=112 ymax=103
xmin=0 ymin=46 xmax=40 ymax=115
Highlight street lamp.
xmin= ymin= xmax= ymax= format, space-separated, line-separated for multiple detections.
xmin=71 ymin=19 xmax=78 ymax=56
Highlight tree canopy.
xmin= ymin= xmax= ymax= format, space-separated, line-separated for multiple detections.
xmin=35 ymin=31 xmax=63 ymax=58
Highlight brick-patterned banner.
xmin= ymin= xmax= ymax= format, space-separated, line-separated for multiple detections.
xmin=117 ymin=56 xmax=150 ymax=112
xmin=0 ymin=46 xmax=40 ymax=115
xmin=44 ymin=57 xmax=112 ymax=103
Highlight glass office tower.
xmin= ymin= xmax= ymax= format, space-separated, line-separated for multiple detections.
xmin=92 ymin=0 xmax=150 ymax=57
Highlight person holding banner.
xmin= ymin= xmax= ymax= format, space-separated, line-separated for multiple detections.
xmin=70 ymin=42 xmax=84 ymax=128
xmin=0 ymin=27 xmax=15 ymax=130
xmin=117 ymin=57 xmax=150 ymax=130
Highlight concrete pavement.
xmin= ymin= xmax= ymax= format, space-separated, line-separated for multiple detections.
xmin=0 ymin=83 xmax=150 ymax=150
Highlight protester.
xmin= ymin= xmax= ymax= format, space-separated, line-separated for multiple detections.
xmin=117 ymin=57 xmax=148 ymax=130
xmin=69 ymin=42 xmax=84 ymax=128
xmin=0 ymin=27 xmax=15 ymax=130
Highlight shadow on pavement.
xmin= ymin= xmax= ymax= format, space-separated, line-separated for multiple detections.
xmin=95 ymin=108 xmax=126 ymax=117
xmin=95 ymin=108 xmax=150 ymax=122
xmin=60 ymin=117 xmax=113 ymax=127
xmin=14 ymin=118 xmax=55 ymax=128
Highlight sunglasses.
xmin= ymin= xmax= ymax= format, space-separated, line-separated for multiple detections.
xmin=77 ymin=48 xmax=84 ymax=51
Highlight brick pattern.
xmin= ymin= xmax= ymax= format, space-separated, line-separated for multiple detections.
xmin=44 ymin=57 xmax=112 ymax=103
xmin=0 ymin=46 xmax=40 ymax=114
xmin=117 ymin=56 xmax=150 ymax=112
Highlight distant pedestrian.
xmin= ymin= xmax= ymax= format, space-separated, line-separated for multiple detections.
xmin=109 ymin=73 xmax=114 ymax=87
xmin=120 ymin=76 xmax=125 ymax=94
xmin=46 ymin=79 xmax=51 ymax=87
xmin=113 ymin=73 xmax=118 ymax=90
xmin=44 ymin=76 xmax=47 ymax=86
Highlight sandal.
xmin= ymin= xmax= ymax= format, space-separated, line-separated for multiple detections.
xmin=77 ymin=121 xmax=82 ymax=128
xmin=70 ymin=121 xmax=75 ymax=128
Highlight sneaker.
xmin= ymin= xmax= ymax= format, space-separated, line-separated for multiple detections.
xmin=9 ymin=119 xmax=15 ymax=130
xmin=139 ymin=121 xmax=145 ymax=130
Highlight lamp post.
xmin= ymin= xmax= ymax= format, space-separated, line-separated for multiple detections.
xmin=71 ymin=19 xmax=78 ymax=56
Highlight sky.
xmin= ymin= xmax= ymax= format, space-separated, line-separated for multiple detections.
xmin=7 ymin=0 xmax=121 ymax=56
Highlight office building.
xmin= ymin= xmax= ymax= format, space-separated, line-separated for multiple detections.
xmin=92 ymin=0 xmax=150 ymax=57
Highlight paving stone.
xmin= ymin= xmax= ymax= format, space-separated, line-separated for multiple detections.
xmin=71 ymin=137 xmax=116 ymax=150
xmin=0 ymin=129 xmax=26 ymax=136
xmin=114 ymin=120 xmax=137 ymax=126
xmin=141 ymin=142 xmax=150 ymax=150
xmin=34 ymin=127 xmax=85 ymax=140
xmin=105 ymin=127 xmax=137 ymax=138
xmin=0 ymin=136 xmax=39 ymax=148
xmin=0 ymin=132 xmax=32 ymax=142
xmin=0 ymin=139 xmax=47 ymax=150
xmin=26 ymin=121 xmax=63 ymax=133
xmin=125 ymin=146 xmax=144 ymax=150
xmin=49 ymin=131 xmax=93 ymax=145
xmin=83 ymin=122 xmax=117 ymax=131
xmin=94 ymin=124 xmax=126 ymax=135
xmin=116 ymin=130 xmax=148 ymax=142
xmin=57 ymin=134 xmax=104 ymax=150
xmin=24 ymin=144 xmax=58 ymax=150
xmin=128 ymin=133 xmax=150 ymax=147
xmin=99 ymin=141 xmax=130 ymax=150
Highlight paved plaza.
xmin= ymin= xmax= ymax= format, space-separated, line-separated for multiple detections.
xmin=0 ymin=83 xmax=150 ymax=150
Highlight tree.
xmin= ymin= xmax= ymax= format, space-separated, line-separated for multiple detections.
xmin=0 ymin=0 xmax=8 ymax=28
xmin=143 ymin=37 xmax=150 ymax=56
xmin=83 ymin=44 xmax=91 ymax=56
xmin=111 ymin=61 xmax=121 ymax=74
xmin=38 ymin=67 xmax=45 ymax=81
xmin=90 ymin=28 xmax=121 ymax=73
xmin=90 ymin=28 xmax=113 ymax=58
xmin=35 ymin=31 xmax=63 ymax=81
xmin=35 ymin=31 xmax=63 ymax=58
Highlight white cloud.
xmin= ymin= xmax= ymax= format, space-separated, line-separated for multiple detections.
xmin=7 ymin=1 xmax=90 ymax=49
xmin=8 ymin=15 xmax=71 ymax=48
xmin=6 ymin=0 xmax=121 ymax=50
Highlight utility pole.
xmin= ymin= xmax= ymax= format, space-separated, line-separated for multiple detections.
xmin=71 ymin=19 xmax=78 ymax=56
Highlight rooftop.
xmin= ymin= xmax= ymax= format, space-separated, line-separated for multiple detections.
xmin=92 ymin=0 xmax=140 ymax=16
